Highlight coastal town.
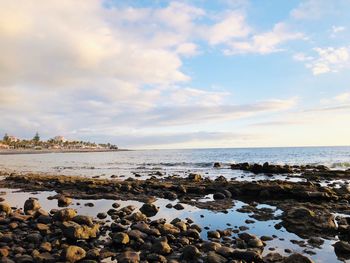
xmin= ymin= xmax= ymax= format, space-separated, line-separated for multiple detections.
xmin=0 ymin=133 xmax=118 ymax=151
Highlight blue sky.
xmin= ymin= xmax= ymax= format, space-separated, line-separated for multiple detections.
xmin=0 ymin=0 xmax=349 ymax=148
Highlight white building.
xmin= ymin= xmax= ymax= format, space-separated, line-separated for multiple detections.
xmin=53 ymin=136 xmax=67 ymax=142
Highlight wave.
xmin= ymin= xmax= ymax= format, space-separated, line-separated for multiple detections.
xmin=330 ymin=162 xmax=350 ymax=169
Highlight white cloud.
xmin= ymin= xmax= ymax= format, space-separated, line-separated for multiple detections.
xmin=207 ymin=11 xmax=251 ymax=45
xmin=290 ymin=0 xmax=337 ymax=20
xmin=224 ymin=23 xmax=304 ymax=55
xmin=304 ymin=46 xmax=350 ymax=75
xmin=332 ymin=26 xmax=346 ymax=34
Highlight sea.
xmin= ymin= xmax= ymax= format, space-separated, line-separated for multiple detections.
xmin=0 ymin=146 xmax=349 ymax=179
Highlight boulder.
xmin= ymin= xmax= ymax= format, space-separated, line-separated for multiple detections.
xmin=0 ymin=202 xmax=11 ymax=215
xmin=117 ymin=251 xmax=140 ymax=263
xmin=61 ymin=221 xmax=99 ymax=240
xmin=58 ymin=195 xmax=72 ymax=207
xmin=206 ymin=251 xmax=226 ymax=263
xmin=53 ymin=208 xmax=77 ymax=221
xmin=181 ymin=245 xmax=201 ymax=260
xmin=139 ymin=203 xmax=159 ymax=217
xmin=62 ymin=246 xmax=86 ymax=263
xmin=24 ymin=198 xmax=41 ymax=214
xmin=153 ymin=237 xmax=172 ymax=255
xmin=113 ymin=232 xmax=130 ymax=245
xmin=283 ymin=253 xmax=314 ymax=263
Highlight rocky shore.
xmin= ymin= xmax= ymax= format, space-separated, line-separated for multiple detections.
xmin=1 ymin=162 xmax=350 ymax=262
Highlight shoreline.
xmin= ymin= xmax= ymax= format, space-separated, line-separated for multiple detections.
xmin=0 ymin=148 xmax=130 ymax=155
xmin=1 ymin=163 xmax=350 ymax=262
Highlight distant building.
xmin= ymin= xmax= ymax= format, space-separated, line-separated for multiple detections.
xmin=0 ymin=143 xmax=10 ymax=149
xmin=8 ymin=136 xmax=19 ymax=143
xmin=53 ymin=136 xmax=67 ymax=142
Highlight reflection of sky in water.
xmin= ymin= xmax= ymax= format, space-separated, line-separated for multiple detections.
xmin=1 ymin=188 xmax=343 ymax=262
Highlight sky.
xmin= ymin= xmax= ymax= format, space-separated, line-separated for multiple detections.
xmin=0 ymin=0 xmax=350 ymax=149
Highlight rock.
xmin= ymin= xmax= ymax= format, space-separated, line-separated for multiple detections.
xmin=173 ymin=203 xmax=184 ymax=210
xmin=334 ymin=241 xmax=350 ymax=259
xmin=264 ymin=252 xmax=284 ymax=262
xmin=146 ymin=254 xmax=167 ymax=263
xmin=53 ymin=208 xmax=77 ymax=221
xmin=283 ymin=253 xmax=314 ymax=263
xmin=181 ymin=245 xmax=201 ymax=260
xmin=213 ymin=162 xmax=221 ymax=168
xmin=213 ymin=193 xmax=226 ymax=200
xmin=62 ymin=246 xmax=86 ymax=263
xmin=33 ymin=252 xmax=55 ymax=263
xmin=231 ymin=249 xmax=262 ymax=262
xmin=97 ymin=212 xmax=107 ymax=219
xmin=117 ymin=251 xmax=140 ymax=263
xmin=208 ymin=231 xmax=221 ymax=239
xmin=58 ymin=195 xmax=72 ymax=207
xmin=139 ymin=203 xmax=159 ymax=217
xmin=113 ymin=232 xmax=130 ymax=245
xmin=24 ymin=198 xmax=41 ymax=214
xmin=26 ymin=233 xmax=42 ymax=243
xmin=216 ymin=246 xmax=234 ymax=257
xmin=153 ymin=237 xmax=172 ymax=255
xmin=61 ymin=221 xmax=99 ymax=240
xmin=159 ymin=223 xmax=180 ymax=235
xmin=188 ymin=173 xmax=202 ymax=181
xmin=206 ymin=251 xmax=226 ymax=263
xmin=14 ymin=255 xmax=34 ymax=263
xmin=0 ymin=202 xmax=11 ymax=215
xmin=72 ymin=215 xmax=94 ymax=226
xmin=86 ymin=248 xmax=100 ymax=259
xmin=0 ymin=248 xmax=9 ymax=257
xmin=40 ymin=242 xmax=52 ymax=252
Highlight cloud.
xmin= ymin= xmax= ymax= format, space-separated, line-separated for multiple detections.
xmin=290 ymin=0 xmax=338 ymax=20
xmin=207 ymin=11 xmax=251 ymax=45
xmin=305 ymin=46 xmax=350 ymax=75
xmin=224 ymin=23 xmax=304 ymax=55
xmin=332 ymin=26 xmax=346 ymax=34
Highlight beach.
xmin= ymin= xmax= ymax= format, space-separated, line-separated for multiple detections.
xmin=1 ymin=148 xmax=350 ymax=262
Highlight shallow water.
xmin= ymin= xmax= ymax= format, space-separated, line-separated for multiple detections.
xmin=0 ymin=188 xmax=342 ymax=262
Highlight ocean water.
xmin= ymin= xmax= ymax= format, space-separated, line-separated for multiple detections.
xmin=0 ymin=146 xmax=349 ymax=178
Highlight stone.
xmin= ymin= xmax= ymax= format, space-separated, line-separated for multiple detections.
xmin=208 ymin=231 xmax=221 ymax=239
xmin=26 ymin=233 xmax=42 ymax=243
xmin=213 ymin=193 xmax=226 ymax=200
xmin=181 ymin=245 xmax=201 ymax=260
xmin=53 ymin=208 xmax=77 ymax=221
xmin=0 ymin=202 xmax=11 ymax=215
xmin=61 ymin=221 xmax=99 ymax=240
xmin=58 ymin=196 xmax=72 ymax=207
xmin=0 ymin=248 xmax=9 ymax=257
xmin=72 ymin=215 xmax=94 ymax=226
xmin=62 ymin=246 xmax=86 ymax=263
xmin=188 ymin=173 xmax=202 ymax=181
xmin=334 ymin=241 xmax=350 ymax=259
xmin=139 ymin=203 xmax=159 ymax=217
xmin=40 ymin=242 xmax=52 ymax=252
xmin=97 ymin=212 xmax=107 ymax=219
xmin=113 ymin=232 xmax=130 ymax=245
xmin=206 ymin=251 xmax=226 ymax=263
xmin=173 ymin=203 xmax=184 ymax=210
xmin=283 ymin=253 xmax=314 ymax=263
xmin=231 ymin=249 xmax=262 ymax=262
xmin=24 ymin=198 xmax=41 ymax=214
xmin=116 ymin=251 xmax=140 ymax=263
xmin=153 ymin=237 xmax=172 ymax=255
